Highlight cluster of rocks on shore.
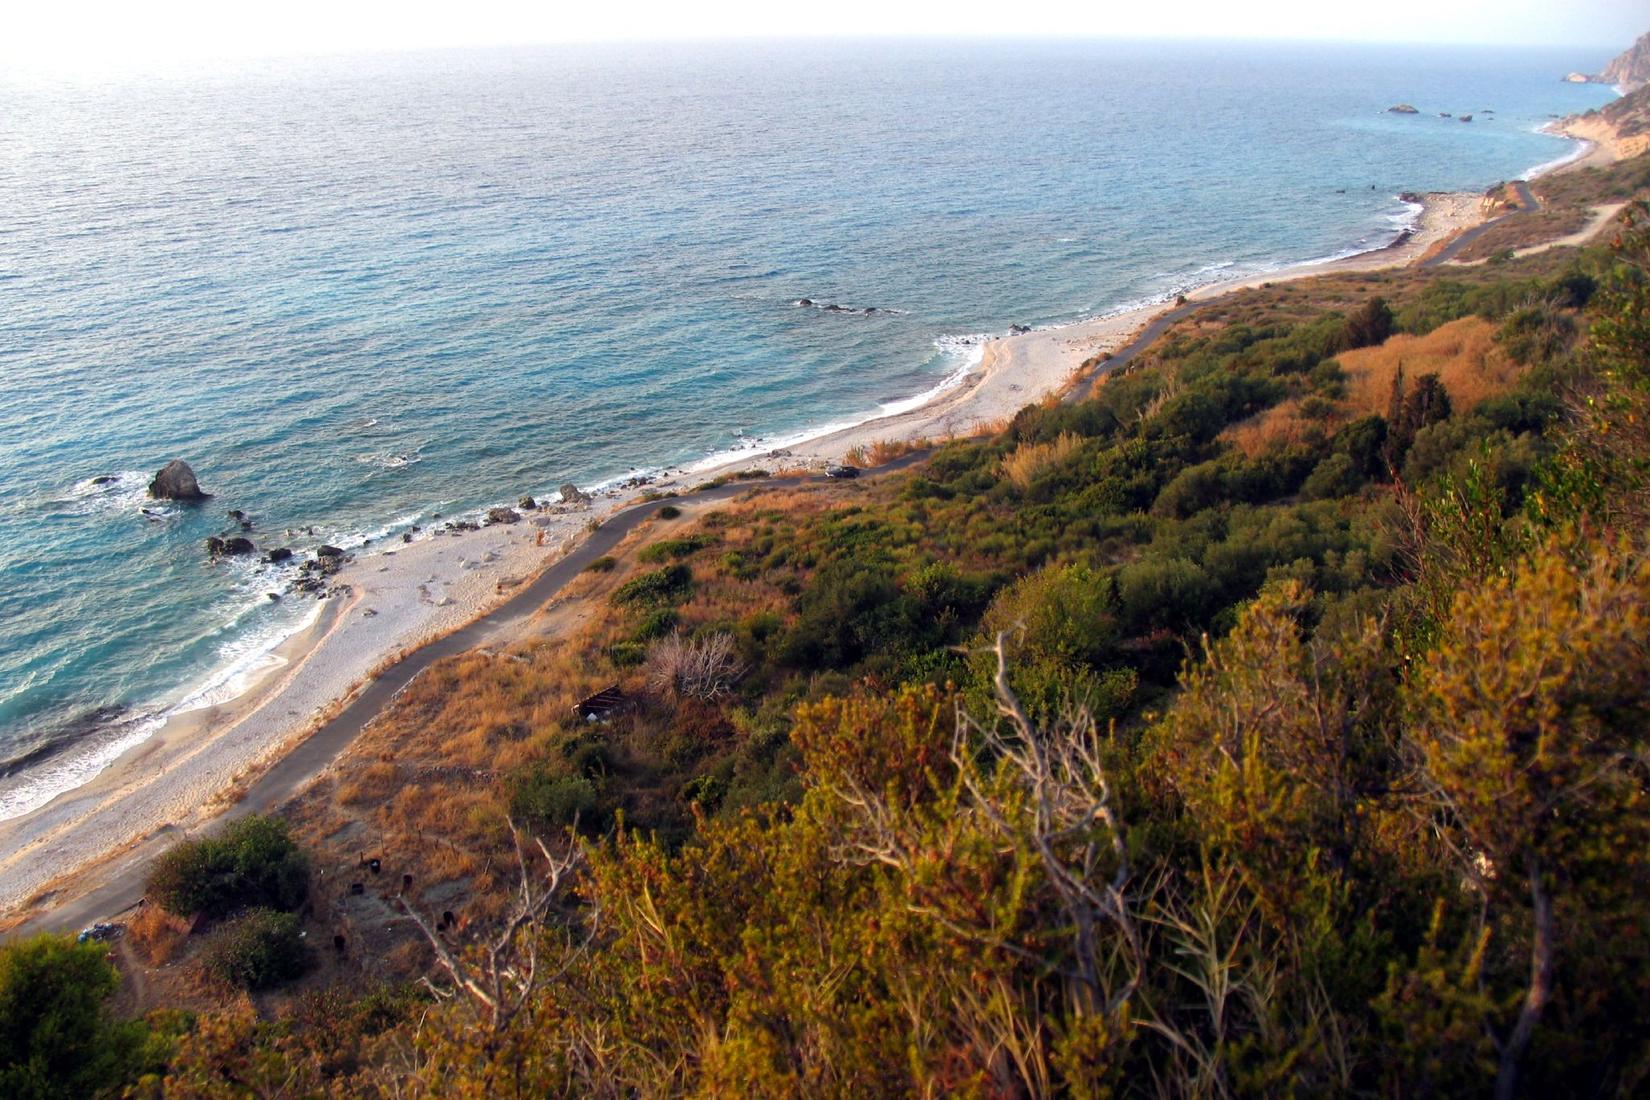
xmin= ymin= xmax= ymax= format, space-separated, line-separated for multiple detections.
xmin=142 ymin=459 xmax=600 ymax=599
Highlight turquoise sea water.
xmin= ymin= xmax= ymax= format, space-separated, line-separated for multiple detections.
xmin=0 ymin=39 xmax=1618 ymax=817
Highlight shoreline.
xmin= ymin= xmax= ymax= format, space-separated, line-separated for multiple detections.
xmin=0 ymin=138 xmax=1586 ymax=927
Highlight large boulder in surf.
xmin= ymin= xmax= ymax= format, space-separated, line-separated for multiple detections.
xmin=559 ymin=483 xmax=591 ymax=505
xmin=486 ymin=507 xmax=522 ymax=526
xmin=206 ymin=536 xmax=255 ymax=557
xmin=149 ymin=460 xmax=208 ymax=501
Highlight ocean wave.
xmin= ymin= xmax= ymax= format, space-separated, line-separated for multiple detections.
xmin=44 ymin=471 xmax=155 ymax=519
xmin=354 ymin=447 xmax=424 ymax=473
xmin=1522 ymin=128 xmax=1591 ymax=180
xmin=0 ymin=707 xmax=165 ymax=821
xmin=682 ymin=337 xmax=986 ymax=474
xmin=167 ymin=598 xmax=322 ymax=717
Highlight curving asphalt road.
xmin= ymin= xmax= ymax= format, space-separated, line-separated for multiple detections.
xmin=12 ymin=454 xmax=933 ymax=937
xmin=1422 ymin=179 xmax=1540 ymax=267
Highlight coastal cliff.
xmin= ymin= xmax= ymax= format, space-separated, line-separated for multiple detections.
xmin=1562 ymin=81 xmax=1650 ymax=161
xmin=1600 ymin=30 xmax=1650 ymax=92
xmin=1566 ymin=30 xmax=1650 ymax=93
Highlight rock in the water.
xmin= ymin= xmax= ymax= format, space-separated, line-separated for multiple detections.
xmin=519 ymin=495 xmax=537 ymax=510
xmin=486 ymin=507 xmax=522 ymax=526
xmin=206 ymin=536 xmax=254 ymax=557
xmin=317 ymin=545 xmax=345 ymax=559
xmin=1009 ymin=324 xmax=1032 ymax=335
xmin=149 ymin=460 xmax=208 ymax=501
xmin=1387 ymin=104 xmax=1419 ymax=114
xmin=266 ymin=547 xmax=294 ymax=564
xmin=559 ymin=482 xmax=591 ymax=504
xmin=91 ymin=475 xmax=117 ymax=486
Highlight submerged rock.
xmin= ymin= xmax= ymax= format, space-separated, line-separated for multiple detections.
xmin=149 ymin=460 xmax=208 ymax=501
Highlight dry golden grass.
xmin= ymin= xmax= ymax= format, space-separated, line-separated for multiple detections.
xmin=864 ymin=437 xmax=929 ymax=464
xmin=1222 ymin=408 xmax=1329 ymax=458
xmin=125 ymin=902 xmax=188 ymax=967
xmin=1221 ymin=317 xmax=1519 ymax=456
xmin=1001 ymin=431 xmax=1080 ymax=491
xmin=1340 ymin=316 xmax=1517 ymax=416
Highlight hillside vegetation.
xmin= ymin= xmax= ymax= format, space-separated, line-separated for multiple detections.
xmin=8 ymin=199 xmax=1650 ymax=1097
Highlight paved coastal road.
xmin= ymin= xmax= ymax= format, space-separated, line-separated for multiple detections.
xmin=1423 ymin=179 xmax=1540 ymax=267
xmin=13 ymin=454 xmax=933 ymax=937
xmin=1070 ymin=301 xmax=1202 ymax=402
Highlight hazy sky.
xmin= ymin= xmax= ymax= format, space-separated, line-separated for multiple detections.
xmin=3 ymin=0 xmax=1641 ymax=71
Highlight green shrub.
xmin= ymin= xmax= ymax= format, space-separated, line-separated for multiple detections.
xmin=656 ymin=504 xmax=682 ymax=519
xmin=1302 ymin=452 xmax=1362 ymax=501
xmin=633 ymin=607 xmax=680 ymax=641
xmin=145 ymin=814 xmax=310 ymax=918
xmin=201 ymin=909 xmax=309 ymax=991
xmin=638 ymin=535 xmax=711 ymax=563
xmin=510 ymin=770 xmax=601 ymax=833
xmin=584 ymin=555 xmax=617 ymax=573
xmin=612 ymin=564 xmax=692 ymax=607
xmin=981 ymin=563 xmax=1116 ymax=668
xmin=0 ymin=934 xmax=157 ymax=1099
xmin=606 ymin=641 xmax=647 ymax=667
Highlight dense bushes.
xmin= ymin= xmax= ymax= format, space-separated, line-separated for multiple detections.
xmin=146 ymin=814 xmax=309 ymax=919
xmin=510 ymin=767 xmax=601 ymax=834
xmin=201 ymin=909 xmax=309 ymax=991
xmin=612 ymin=564 xmax=692 ymax=606
xmin=0 ymin=934 xmax=162 ymax=1099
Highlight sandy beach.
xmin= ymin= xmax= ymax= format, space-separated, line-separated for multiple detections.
xmin=0 ymin=185 xmax=1497 ymax=928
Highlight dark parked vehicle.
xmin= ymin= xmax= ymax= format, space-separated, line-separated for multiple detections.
xmin=77 ymin=922 xmax=124 ymax=944
xmin=825 ymin=464 xmax=860 ymax=479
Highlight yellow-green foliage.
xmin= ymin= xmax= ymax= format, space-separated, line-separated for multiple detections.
xmin=1410 ymin=536 xmax=1650 ymax=871
xmin=1000 ymin=430 xmax=1080 ymax=491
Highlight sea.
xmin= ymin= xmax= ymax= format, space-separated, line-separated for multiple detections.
xmin=0 ymin=38 xmax=1620 ymax=820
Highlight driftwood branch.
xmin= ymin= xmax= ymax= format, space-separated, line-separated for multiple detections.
xmin=400 ymin=816 xmax=592 ymax=1031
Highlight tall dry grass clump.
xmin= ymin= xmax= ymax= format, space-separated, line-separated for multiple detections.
xmin=1002 ymin=431 xmax=1081 ymax=492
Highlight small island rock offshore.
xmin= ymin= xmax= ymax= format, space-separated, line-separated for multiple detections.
xmin=147 ymin=459 xmax=208 ymax=501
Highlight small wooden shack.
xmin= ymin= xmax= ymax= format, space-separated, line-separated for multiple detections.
xmin=574 ymin=686 xmax=626 ymax=723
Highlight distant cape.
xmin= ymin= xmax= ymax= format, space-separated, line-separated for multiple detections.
xmin=1571 ymin=30 xmax=1650 ymax=93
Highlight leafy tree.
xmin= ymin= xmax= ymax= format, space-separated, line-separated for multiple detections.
xmin=1343 ymin=296 xmax=1395 ymax=350
xmin=0 ymin=935 xmax=154 ymax=1099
